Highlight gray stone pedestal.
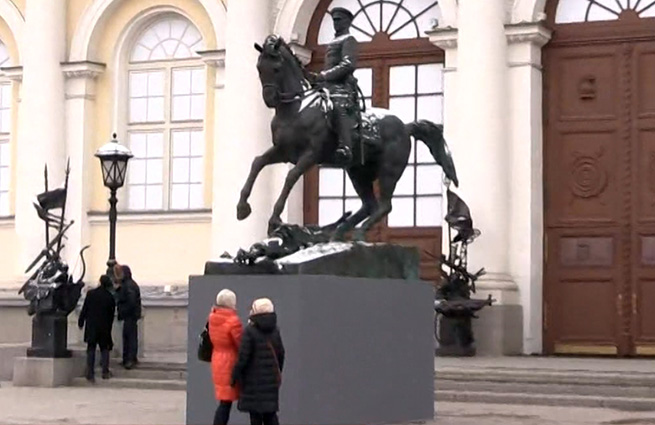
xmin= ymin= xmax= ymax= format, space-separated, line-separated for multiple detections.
xmin=187 ymin=274 xmax=434 ymax=425
xmin=12 ymin=353 xmax=85 ymax=387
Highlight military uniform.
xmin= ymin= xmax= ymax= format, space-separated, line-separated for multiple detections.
xmin=317 ymin=8 xmax=360 ymax=165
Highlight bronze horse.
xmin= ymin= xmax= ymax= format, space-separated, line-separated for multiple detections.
xmin=237 ymin=35 xmax=458 ymax=241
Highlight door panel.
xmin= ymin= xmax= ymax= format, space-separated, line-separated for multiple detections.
xmin=544 ymin=42 xmax=627 ymax=355
xmin=631 ymin=42 xmax=655 ymax=353
xmin=545 ymin=36 xmax=655 ymax=356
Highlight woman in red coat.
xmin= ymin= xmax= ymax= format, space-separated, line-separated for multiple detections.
xmin=209 ymin=289 xmax=243 ymax=425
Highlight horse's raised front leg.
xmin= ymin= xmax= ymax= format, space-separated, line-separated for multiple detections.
xmin=268 ymin=151 xmax=318 ymax=234
xmin=237 ymin=146 xmax=284 ymax=221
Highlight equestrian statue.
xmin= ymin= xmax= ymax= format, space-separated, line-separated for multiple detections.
xmin=236 ymin=7 xmax=458 ymax=243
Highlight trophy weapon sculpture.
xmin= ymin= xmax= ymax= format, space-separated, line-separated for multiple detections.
xmin=18 ymin=160 xmax=90 ymax=357
xmin=433 ymin=189 xmax=494 ymax=356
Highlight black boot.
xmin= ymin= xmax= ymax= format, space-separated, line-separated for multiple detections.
xmin=100 ymin=349 xmax=112 ymax=379
xmin=86 ymin=345 xmax=96 ymax=383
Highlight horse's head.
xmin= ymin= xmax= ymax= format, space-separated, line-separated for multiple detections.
xmin=254 ymin=35 xmax=306 ymax=108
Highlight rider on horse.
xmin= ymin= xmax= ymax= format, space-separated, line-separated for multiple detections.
xmin=309 ymin=7 xmax=360 ymax=166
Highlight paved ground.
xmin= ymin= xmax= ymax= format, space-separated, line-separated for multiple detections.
xmin=2 ymin=382 xmax=655 ymax=425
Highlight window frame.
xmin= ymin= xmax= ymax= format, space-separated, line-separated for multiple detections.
xmin=120 ymin=15 xmax=207 ymax=213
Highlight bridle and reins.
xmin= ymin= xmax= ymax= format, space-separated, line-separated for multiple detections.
xmin=262 ymin=82 xmax=318 ymax=104
xmin=261 ymin=41 xmax=366 ymax=111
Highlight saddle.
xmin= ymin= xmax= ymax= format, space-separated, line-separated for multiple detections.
xmin=312 ymin=88 xmax=382 ymax=165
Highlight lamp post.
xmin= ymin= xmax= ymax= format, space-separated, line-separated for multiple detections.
xmin=95 ymin=133 xmax=133 ymax=276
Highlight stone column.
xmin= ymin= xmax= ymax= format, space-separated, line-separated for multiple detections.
xmin=14 ymin=0 xmax=67 ymax=272
xmin=454 ymin=0 xmax=513 ymax=287
xmin=62 ymin=61 xmax=106 ymax=274
xmin=506 ymin=23 xmax=551 ymax=354
xmin=211 ymin=0 xmax=273 ymax=256
xmin=441 ymin=0 xmax=523 ymax=354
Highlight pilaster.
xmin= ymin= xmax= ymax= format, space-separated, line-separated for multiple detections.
xmin=62 ymin=61 xmax=106 ymax=274
xmin=506 ymin=21 xmax=552 ymax=354
xmin=199 ymin=50 xmax=228 ymax=258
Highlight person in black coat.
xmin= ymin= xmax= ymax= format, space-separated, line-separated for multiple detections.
xmin=78 ymin=274 xmax=116 ymax=382
xmin=114 ymin=264 xmax=142 ymax=369
xmin=231 ymin=298 xmax=285 ymax=425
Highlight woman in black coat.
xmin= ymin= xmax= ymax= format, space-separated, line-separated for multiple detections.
xmin=78 ymin=275 xmax=116 ymax=382
xmin=231 ymin=298 xmax=285 ymax=425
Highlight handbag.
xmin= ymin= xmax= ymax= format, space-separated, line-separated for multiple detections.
xmin=197 ymin=321 xmax=213 ymax=362
xmin=267 ymin=340 xmax=282 ymax=386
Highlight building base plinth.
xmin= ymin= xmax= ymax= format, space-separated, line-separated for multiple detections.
xmin=12 ymin=354 xmax=85 ymax=387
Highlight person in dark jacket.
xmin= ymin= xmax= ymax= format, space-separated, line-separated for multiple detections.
xmin=78 ymin=274 xmax=116 ymax=382
xmin=114 ymin=264 xmax=142 ymax=369
xmin=231 ymin=298 xmax=285 ymax=425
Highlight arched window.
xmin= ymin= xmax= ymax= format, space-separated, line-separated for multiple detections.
xmin=0 ymin=40 xmax=11 ymax=216
xmin=316 ymin=0 xmax=441 ymax=43
xmin=556 ymin=0 xmax=655 ymax=23
xmin=125 ymin=16 xmax=206 ymax=211
xmin=305 ymin=0 xmax=444 ymax=283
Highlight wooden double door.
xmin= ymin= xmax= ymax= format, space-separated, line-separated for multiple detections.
xmin=544 ymin=37 xmax=655 ymax=356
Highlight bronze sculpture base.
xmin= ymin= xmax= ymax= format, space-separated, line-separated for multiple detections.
xmin=26 ymin=313 xmax=72 ymax=358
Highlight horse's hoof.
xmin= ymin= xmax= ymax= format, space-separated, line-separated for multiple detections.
xmin=330 ymin=231 xmax=346 ymax=242
xmin=352 ymin=230 xmax=367 ymax=242
xmin=267 ymin=218 xmax=283 ymax=235
xmin=236 ymin=202 xmax=252 ymax=221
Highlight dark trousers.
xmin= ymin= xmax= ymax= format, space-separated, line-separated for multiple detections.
xmin=213 ymin=401 xmax=232 ymax=425
xmin=86 ymin=343 xmax=110 ymax=378
xmin=249 ymin=412 xmax=279 ymax=425
xmin=122 ymin=318 xmax=138 ymax=364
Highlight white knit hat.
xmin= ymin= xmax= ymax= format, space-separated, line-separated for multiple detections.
xmin=216 ymin=289 xmax=237 ymax=309
xmin=250 ymin=298 xmax=274 ymax=315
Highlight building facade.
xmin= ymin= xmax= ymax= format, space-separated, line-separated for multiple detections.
xmin=0 ymin=0 xmax=652 ymax=357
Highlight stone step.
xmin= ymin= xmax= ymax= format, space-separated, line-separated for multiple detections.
xmin=71 ymin=377 xmax=186 ymax=391
xmin=94 ymin=366 xmax=187 ymax=381
xmin=436 ymin=379 xmax=655 ymax=399
xmin=435 ymin=390 xmax=655 ymax=411
xmin=437 ymin=368 xmax=655 ymax=387
xmin=130 ymin=361 xmax=186 ymax=371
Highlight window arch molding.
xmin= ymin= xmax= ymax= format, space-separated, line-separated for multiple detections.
xmin=544 ymin=0 xmax=655 ymax=28
xmin=113 ymin=9 xmax=208 ymax=212
xmin=274 ymin=0 xmax=457 ymax=43
xmin=70 ymin=0 xmax=224 ymax=63
xmin=553 ymin=0 xmax=655 ymax=24
xmin=306 ymin=0 xmax=443 ymax=58
xmin=112 ymin=6 xmax=206 ymax=129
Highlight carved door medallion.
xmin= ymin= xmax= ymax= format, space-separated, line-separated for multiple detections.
xmin=544 ymin=3 xmax=655 ymax=356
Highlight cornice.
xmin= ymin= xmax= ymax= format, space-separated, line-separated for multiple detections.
xmin=198 ymin=49 xmax=226 ymax=68
xmin=61 ymin=61 xmax=106 ymax=79
xmin=505 ymin=22 xmax=552 ymax=47
xmin=1 ymin=65 xmax=22 ymax=81
xmin=425 ymin=27 xmax=458 ymax=49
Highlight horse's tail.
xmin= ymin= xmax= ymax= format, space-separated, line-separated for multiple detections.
xmin=406 ymin=120 xmax=459 ymax=187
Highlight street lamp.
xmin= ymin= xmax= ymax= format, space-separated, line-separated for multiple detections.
xmin=95 ymin=133 xmax=133 ymax=275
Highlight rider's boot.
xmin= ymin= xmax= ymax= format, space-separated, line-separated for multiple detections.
xmin=334 ymin=114 xmax=355 ymax=166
